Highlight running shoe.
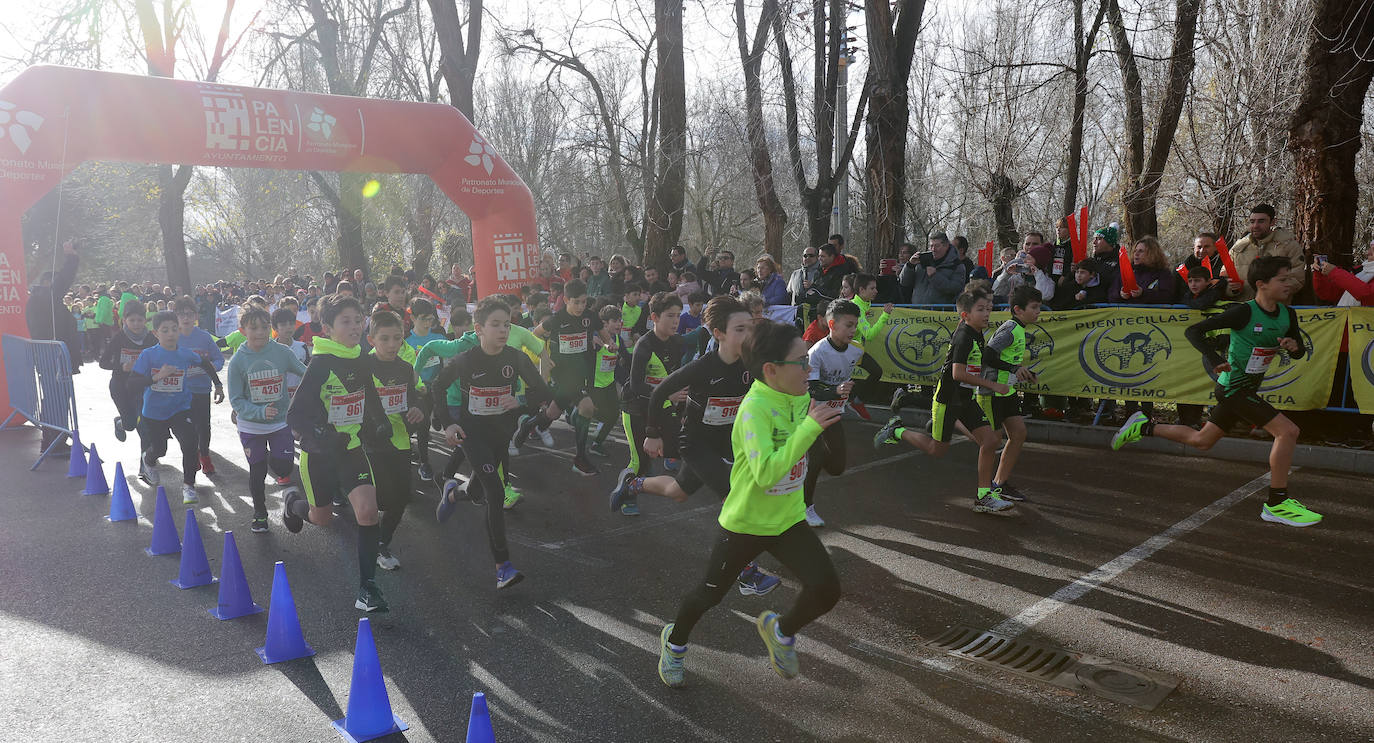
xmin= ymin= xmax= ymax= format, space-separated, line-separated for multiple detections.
xmin=756 ymin=610 xmax=799 ymax=679
xmin=138 ymin=453 xmax=160 ymax=487
xmin=663 ymin=457 xmax=680 ymax=473
xmin=972 ymin=488 xmax=1016 ymax=515
xmin=496 ymin=561 xmax=524 ymax=589
xmin=465 ymin=478 xmax=486 ymax=506
xmin=890 ymin=386 xmax=912 ymax=413
xmin=805 ymin=505 xmax=826 ymax=528
xmin=417 ymin=461 xmax=434 ymax=482
xmin=609 ymin=468 xmax=637 ymax=514
xmin=510 ymin=414 xmax=535 ymax=453
xmin=113 ymin=416 xmax=126 ymax=442
xmin=198 ymin=454 xmax=216 ymax=476
xmin=281 ymin=487 xmax=305 ymax=533
xmin=1260 ymin=498 xmax=1323 ymax=527
xmin=737 ymin=564 xmax=781 ymax=596
xmin=658 ymin=624 xmax=687 ymax=688
xmin=537 ymin=426 xmax=554 ymax=447
xmin=275 ymin=474 xmax=293 ymax=486
xmin=376 ymin=544 xmax=401 ymax=571
xmin=588 ymin=441 xmax=609 ymax=458
xmin=503 ymin=484 xmax=522 ymax=510
xmin=250 ymin=514 xmax=269 ymax=533
xmin=996 ymin=483 xmax=1028 ymax=502
xmin=572 ymin=455 xmax=598 ymax=477
xmin=1112 ymin=411 xmax=1149 ymax=450
xmin=874 ymin=416 xmax=903 ymax=449
xmin=850 ymin=399 xmax=872 ymax=420
xmin=182 ymin=484 xmax=198 ymax=505
xmin=355 ymin=580 xmax=390 ymax=612
xmin=437 ymin=479 xmax=460 ymax=523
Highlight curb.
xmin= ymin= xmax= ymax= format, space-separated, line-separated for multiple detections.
xmin=882 ymin=409 xmax=1374 ymax=476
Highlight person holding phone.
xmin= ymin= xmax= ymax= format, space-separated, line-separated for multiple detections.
xmin=1312 ymin=240 xmax=1374 ymax=306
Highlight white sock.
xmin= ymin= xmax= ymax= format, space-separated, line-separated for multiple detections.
xmin=668 ymin=641 xmax=687 ymax=653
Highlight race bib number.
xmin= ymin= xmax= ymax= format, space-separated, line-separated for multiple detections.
xmin=248 ymin=372 xmax=283 ymax=404
xmin=423 ymin=355 xmax=442 ymax=369
xmin=766 ymin=456 xmax=807 ymax=496
xmin=119 ymin=348 xmax=140 ymax=368
xmin=558 ymin=332 xmax=588 ymax=355
xmin=961 ymin=364 xmax=983 ymax=389
xmin=1246 ymin=346 xmax=1278 ymax=374
xmin=151 ymin=369 xmax=184 ymax=393
xmin=468 ymin=385 xmax=514 ymax=416
xmin=702 ymin=395 xmax=743 ymax=426
xmin=1052 ymin=256 xmax=1064 ymax=275
xmin=598 ymin=354 xmax=617 ymax=373
xmin=824 ymin=393 xmax=850 ymax=411
xmin=378 ymin=384 xmax=407 ymax=416
xmin=327 ymin=390 xmax=365 ymax=426
xmin=646 ymin=375 xmax=666 ymax=387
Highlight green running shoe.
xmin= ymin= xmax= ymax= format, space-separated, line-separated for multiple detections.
xmin=658 ymin=624 xmax=687 ymax=688
xmin=972 ymin=487 xmax=1016 ymax=515
xmin=756 ymin=610 xmax=799 ymax=679
xmin=1112 ymin=411 xmax=1149 ymax=450
xmin=1261 ymin=498 xmax=1322 ymax=527
xmin=503 ymin=484 xmax=522 ymax=510
xmin=874 ymin=416 xmax=903 ymax=449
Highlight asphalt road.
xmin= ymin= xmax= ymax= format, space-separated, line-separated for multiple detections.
xmin=1 ymin=371 xmax=1370 ymax=742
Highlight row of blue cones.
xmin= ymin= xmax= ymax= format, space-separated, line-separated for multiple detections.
xmin=64 ymin=431 xmax=497 ymax=743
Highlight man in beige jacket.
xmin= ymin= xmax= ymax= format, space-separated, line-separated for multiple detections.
xmin=1225 ymin=203 xmax=1305 ymax=300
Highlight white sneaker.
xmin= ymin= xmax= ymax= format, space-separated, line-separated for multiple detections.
xmin=805 ymin=505 xmax=825 ymax=528
xmin=182 ymin=484 xmax=198 ymax=505
xmin=537 ymin=426 xmax=554 ymax=447
xmin=376 ymin=545 xmax=401 ymax=570
xmin=139 ymin=453 xmax=160 ymax=487
xmin=507 ymin=437 xmax=521 ymax=457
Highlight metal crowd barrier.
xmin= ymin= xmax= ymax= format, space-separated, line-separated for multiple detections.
xmin=1 ymin=334 xmax=82 ymax=470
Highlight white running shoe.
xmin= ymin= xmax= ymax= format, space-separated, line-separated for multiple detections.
xmin=182 ymin=484 xmax=198 ymax=505
xmin=805 ymin=505 xmax=825 ymax=528
xmin=139 ymin=453 xmax=160 ymax=487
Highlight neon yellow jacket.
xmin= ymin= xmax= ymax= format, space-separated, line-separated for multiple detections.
xmin=851 ymin=295 xmax=890 ymax=346
xmin=719 ymin=380 xmax=823 ymax=535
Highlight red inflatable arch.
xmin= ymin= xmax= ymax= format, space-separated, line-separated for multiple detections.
xmin=0 ymin=65 xmax=540 ymax=418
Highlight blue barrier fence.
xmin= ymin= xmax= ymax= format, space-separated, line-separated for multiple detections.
xmin=1 ymin=334 xmax=82 ymax=470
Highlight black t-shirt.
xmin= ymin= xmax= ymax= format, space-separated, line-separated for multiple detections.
xmin=647 ymin=350 xmax=751 ymax=457
xmin=540 ymin=309 xmax=603 ymax=370
xmin=431 ymin=345 xmax=549 ymax=429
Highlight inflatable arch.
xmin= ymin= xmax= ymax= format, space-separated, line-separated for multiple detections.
xmin=0 ymin=65 xmax=540 ymax=418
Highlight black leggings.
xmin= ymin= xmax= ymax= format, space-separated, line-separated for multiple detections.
xmin=803 ymin=422 xmax=846 ymax=507
xmin=668 ymin=521 xmax=840 ymax=646
xmin=140 ymin=411 xmax=199 ymax=485
xmin=109 ymin=376 xmax=140 ymax=430
xmin=371 ymin=449 xmax=413 ymax=546
xmin=248 ymin=457 xmax=293 ymax=514
xmin=854 ymin=353 xmax=884 ymax=402
xmin=463 ymin=421 xmax=515 ymax=564
xmin=190 ymin=392 xmax=212 ymax=455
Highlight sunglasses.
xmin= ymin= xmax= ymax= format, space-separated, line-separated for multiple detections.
xmin=771 ymin=358 xmax=810 ymax=368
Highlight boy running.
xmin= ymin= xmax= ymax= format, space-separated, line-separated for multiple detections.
xmin=100 ymin=300 xmax=155 ymax=442
xmin=801 ymin=300 xmax=866 ymax=527
xmin=980 ymin=285 xmax=1042 ymax=501
xmin=406 ymin=298 xmax=447 ymax=482
xmin=1113 ymin=255 xmax=1320 ymax=526
xmin=588 ymin=305 xmax=629 ymax=459
xmin=657 ymin=320 xmax=843 ymax=688
xmin=129 ymin=311 xmax=225 ymax=504
xmin=227 ymin=307 xmax=307 ymax=532
xmin=873 ymin=289 xmax=1032 ymax=514
xmin=285 ymin=294 xmax=394 ymax=612
xmin=366 ymin=310 xmax=428 ymax=570
xmin=618 ymin=292 xmax=686 ymax=483
xmin=431 ymin=297 xmax=551 ymax=589
xmin=175 ymin=296 xmax=225 ymax=475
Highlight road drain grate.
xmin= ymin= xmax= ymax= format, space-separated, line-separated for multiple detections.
xmin=925 ymin=626 xmax=1179 ymax=710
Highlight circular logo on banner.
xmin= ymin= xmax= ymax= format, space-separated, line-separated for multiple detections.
xmin=885 ymin=323 xmax=953 ymax=376
xmin=1078 ymin=324 xmax=1172 ymax=388
xmin=1024 ymin=324 xmax=1055 ymax=372
xmin=1362 ymin=337 xmax=1374 ymax=390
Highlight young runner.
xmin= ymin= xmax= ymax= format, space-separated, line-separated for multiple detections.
xmin=620 ymin=283 xmax=648 ymax=347
xmin=657 ymin=320 xmax=843 ymax=688
xmin=129 ymin=311 xmax=225 ymax=504
xmin=801 ymin=300 xmax=866 ymax=527
xmin=227 ymin=307 xmax=307 ymax=532
xmin=873 ymin=289 xmax=1031 ymax=514
xmin=610 ymin=297 xmax=782 ymax=594
xmin=406 ymin=298 xmax=447 ymax=482
xmin=980 ymin=285 xmax=1042 ymax=501
xmin=431 ymin=297 xmax=551 ymax=589
xmin=618 ymin=292 xmax=686 ymax=483
xmin=366 ymin=310 xmax=428 ymax=570
xmin=99 ymin=300 xmax=155 ymax=442
xmin=1113 ymin=255 xmax=1320 ymax=526
xmin=175 ymin=296 xmax=225 ymax=475
xmin=588 ymin=305 xmax=628 ymax=459
xmin=284 ymin=294 xmax=394 ymax=612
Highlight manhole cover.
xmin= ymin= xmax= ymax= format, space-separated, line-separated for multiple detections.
xmin=925 ymin=626 xmax=1179 ymax=710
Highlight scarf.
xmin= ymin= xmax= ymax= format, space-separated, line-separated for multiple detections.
xmin=1338 ymin=260 xmax=1374 ymax=307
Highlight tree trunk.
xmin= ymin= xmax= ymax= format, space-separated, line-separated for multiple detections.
xmin=157 ymin=164 xmax=194 ymax=294
xmin=338 ymin=172 xmax=367 ymax=278
xmin=863 ymin=0 xmax=925 ymax=269
xmin=1062 ymin=0 xmax=1105 ymax=219
xmin=991 ymin=172 xmax=1019 ymax=251
xmin=408 ymin=177 xmax=438 ymax=276
xmin=1288 ymin=0 xmax=1374 ymax=268
xmin=427 ymin=0 xmax=483 ymax=120
xmin=643 ymin=0 xmax=687 ymax=271
xmin=736 ymin=0 xmax=788 ymax=261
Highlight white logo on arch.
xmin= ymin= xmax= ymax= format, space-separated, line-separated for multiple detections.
xmin=464 ymin=133 xmax=496 ymax=175
xmin=0 ymin=100 xmax=44 ymax=154
xmin=306 ymin=106 xmax=337 ymax=140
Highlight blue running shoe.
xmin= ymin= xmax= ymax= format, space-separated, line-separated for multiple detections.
xmin=663 ymin=457 xmax=680 ymax=473
xmin=496 ymin=561 xmax=524 ymax=589
xmin=609 ymin=467 xmax=637 ymax=514
xmin=437 ymin=478 xmax=460 ymax=523
xmin=737 ymin=564 xmax=781 ymax=596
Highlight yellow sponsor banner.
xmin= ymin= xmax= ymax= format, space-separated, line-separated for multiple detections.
xmin=1347 ymin=308 xmax=1374 ymax=413
xmin=865 ymin=306 xmax=1354 ymax=411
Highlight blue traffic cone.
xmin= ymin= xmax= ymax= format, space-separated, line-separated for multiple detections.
xmin=66 ymin=431 xmax=87 ymax=477
xmin=106 ymin=463 xmax=137 ymax=522
xmin=170 ymin=508 xmax=217 ymax=589
xmin=82 ymin=443 xmax=108 ymax=496
xmin=145 ymin=486 xmax=181 ymax=556
xmin=209 ymin=531 xmax=263 ymax=620
xmin=466 ymin=692 xmax=495 ymax=743
xmin=332 ymin=618 xmax=409 ymax=743
xmin=255 ymin=561 xmax=314 ymax=664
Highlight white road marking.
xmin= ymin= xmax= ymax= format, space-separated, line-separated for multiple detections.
xmin=991 ymin=471 xmax=1279 ymax=638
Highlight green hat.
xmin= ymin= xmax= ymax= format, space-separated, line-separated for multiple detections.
xmin=1093 ymin=225 xmax=1119 ymax=246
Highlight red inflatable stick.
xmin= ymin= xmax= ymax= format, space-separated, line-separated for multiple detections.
xmin=1118 ymin=246 xmax=1139 ymax=295
xmin=1215 ymin=236 xmax=1241 ymax=285
xmin=416 ymin=285 xmax=445 ymax=307
xmin=1077 ymin=206 xmax=1090 ymax=261
xmin=980 ymin=241 xmax=996 ymax=274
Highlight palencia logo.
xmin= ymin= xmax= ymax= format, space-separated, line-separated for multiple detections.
xmin=0 ymin=100 xmax=44 ymax=154
xmin=1078 ymin=323 xmax=1171 ymax=388
xmin=884 ymin=321 xmax=952 ymax=376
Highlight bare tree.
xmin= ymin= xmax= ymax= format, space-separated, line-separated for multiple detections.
xmin=863 ymin=0 xmax=925 ymax=269
xmin=735 ymin=0 xmax=787 ymax=259
xmin=642 ymin=0 xmax=687 ymax=270
xmin=1063 ymin=0 xmax=1107 ymax=218
xmin=426 ymin=0 xmax=482 ymax=119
